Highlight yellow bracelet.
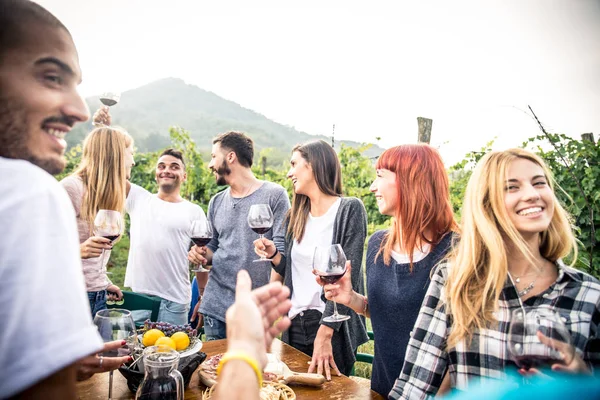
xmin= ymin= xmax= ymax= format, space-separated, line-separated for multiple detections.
xmin=216 ymin=350 xmax=263 ymax=388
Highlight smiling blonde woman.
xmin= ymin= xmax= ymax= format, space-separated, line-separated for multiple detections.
xmin=391 ymin=148 xmax=600 ymax=399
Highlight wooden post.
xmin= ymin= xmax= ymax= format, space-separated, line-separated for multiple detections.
xmin=261 ymin=155 xmax=267 ymax=178
xmin=417 ymin=117 xmax=433 ymax=144
xmin=581 ymin=132 xmax=595 ymax=144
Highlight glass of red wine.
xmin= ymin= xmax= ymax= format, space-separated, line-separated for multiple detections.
xmin=99 ymin=91 xmax=121 ymax=108
xmin=508 ymin=307 xmax=574 ymax=374
xmin=94 ymin=309 xmax=136 ymax=400
xmin=312 ymin=244 xmax=350 ymax=322
xmin=190 ymin=218 xmax=213 ymax=273
xmin=94 ymin=209 xmax=122 ymax=274
xmin=248 ymin=204 xmax=274 ymax=263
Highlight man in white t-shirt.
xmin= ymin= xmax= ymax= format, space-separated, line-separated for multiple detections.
xmin=124 ymin=148 xmax=206 ymax=325
xmin=0 ymin=1 xmax=130 ymax=397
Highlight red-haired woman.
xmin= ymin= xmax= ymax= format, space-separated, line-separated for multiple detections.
xmin=318 ymin=144 xmax=458 ymax=396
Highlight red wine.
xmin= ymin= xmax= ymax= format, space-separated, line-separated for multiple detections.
xmin=513 ymin=354 xmax=559 ymax=370
xmin=251 ymin=227 xmax=271 ymax=235
xmin=191 ymin=237 xmax=211 ymax=247
xmin=103 ymin=234 xmax=120 ymax=242
xmin=100 ymin=97 xmax=117 ymax=106
xmin=136 ymin=376 xmax=178 ymax=400
xmin=317 ymin=270 xmax=346 ymax=284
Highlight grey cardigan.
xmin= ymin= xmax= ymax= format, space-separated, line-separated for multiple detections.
xmin=272 ymin=197 xmax=369 ymax=375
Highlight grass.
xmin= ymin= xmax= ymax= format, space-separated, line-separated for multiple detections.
xmin=354 ymin=318 xmax=374 ymax=379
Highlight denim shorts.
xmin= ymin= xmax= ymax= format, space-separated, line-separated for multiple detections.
xmin=88 ymin=290 xmax=107 ymax=319
xmin=157 ymin=299 xmax=190 ymax=326
xmin=203 ymin=314 xmax=227 ymax=341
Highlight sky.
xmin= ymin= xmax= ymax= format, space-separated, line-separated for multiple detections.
xmin=39 ymin=0 xmax=600 ymax=164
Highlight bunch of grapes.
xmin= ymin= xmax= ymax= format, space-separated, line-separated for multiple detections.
xmin=143 ymin=319 xmax=198 ymax=339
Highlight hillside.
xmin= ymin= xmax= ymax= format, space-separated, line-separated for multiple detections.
xmin=67 ymin=78 xmax=384 ymax=165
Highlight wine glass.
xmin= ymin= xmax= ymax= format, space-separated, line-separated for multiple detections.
xmin=190 ymin=218 xmax=213 ymax=273
xmin=508 ymin=307 xmax=574 ymax=373
xmin=248 ymin=204 xmax=274 ymax=263
xmin=312 ymin=244 xmax=350 ymax=322
xmin=94 ymin=309 xmax=136 ymax=400
xmin=99 ymin=91 xmax=121 ymax=107
xmin=94 ymin=210 xmax=122 ymax=274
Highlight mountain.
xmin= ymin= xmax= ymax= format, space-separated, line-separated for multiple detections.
xmin=67 ymin=78 xmax=384 ymax=165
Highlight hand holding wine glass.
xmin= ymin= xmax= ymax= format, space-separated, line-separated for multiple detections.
xmin=508 ymin=307 xmax=577 ymax=376
xmin=317 ymin=261 xmax=354 ymax=308
xmin=312 ymin=244 xmax=350 ymax=322
xmin=248 ymin=204 xmax=274 ymax=263
xmin=93 ymin=309 xmax=136 ymax=400
xmin=189 ymin=218 xmax=213 ymax=272
xmin=94 ymin=210 xmax=122 ymax=274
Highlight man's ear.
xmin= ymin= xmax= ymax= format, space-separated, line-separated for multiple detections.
xmin=227 ymin=151 xmax=236 ymax=164
xmin=183 ymin=172 xmax=188 ymax=182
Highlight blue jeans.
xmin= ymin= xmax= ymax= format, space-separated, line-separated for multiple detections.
xmin=203 ymin=314 xmax=226 ymax=341
xmin=88 ymin=290 xmax=107 ymax=319
xmin=157 ymin=299 xmax=189 ymax=325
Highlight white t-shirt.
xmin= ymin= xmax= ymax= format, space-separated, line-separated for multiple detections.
xmin=0 ymin=157 xmax=103 ymax=398
xmin=391 ymin=244 xmax=431 ymax=264
xmin=289 ymin=198 xmax=341 ymax=319
xmin=125 ymin=184 xmax=205 ymax=304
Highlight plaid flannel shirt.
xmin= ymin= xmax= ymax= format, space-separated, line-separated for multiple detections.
xmin=390 ymin=260 xmax=600 ymax=400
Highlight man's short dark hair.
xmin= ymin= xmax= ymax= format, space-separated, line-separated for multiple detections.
xmin=212 ymin=131 xmax=254 ymax=168
xmin=160 ymin=148 xmax=186 ymax=167
xmin=0 ymin=0 xmax=70 ymax=60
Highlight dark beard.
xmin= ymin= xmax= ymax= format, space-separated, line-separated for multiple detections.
xmin=0 ymin=94 xmax=66 ymax=175
xmin=214 ymin=160 xmax=231 ymax=186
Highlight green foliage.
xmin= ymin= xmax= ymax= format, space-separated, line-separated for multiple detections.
xmin=523 ymin=133 xmax=600 ymax=277
xmin=338 ymin=143 xmax=390 ymax=232
xmin=448 ymin=139 xmax=495 ymax=221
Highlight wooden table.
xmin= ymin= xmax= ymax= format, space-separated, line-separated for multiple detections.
xmin=77 ymin=338 xmax=384 ymax=399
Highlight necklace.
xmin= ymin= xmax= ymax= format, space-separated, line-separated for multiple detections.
xmin=509 ymin=265 xmax=545 ymax=297
xmin=231 ymin=182 xmax=256 ymax=209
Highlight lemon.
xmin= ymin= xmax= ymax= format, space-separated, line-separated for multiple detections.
xmin=142 ymin=329 xmax=165 ymax=347
xmin=154 ymin=336 xmax=177 ymax=350
xmin=171 ymin=332 xmax=190 ymax=351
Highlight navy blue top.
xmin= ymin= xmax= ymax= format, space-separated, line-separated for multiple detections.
xmin=367 ymin=230 xmax=453 ymax=397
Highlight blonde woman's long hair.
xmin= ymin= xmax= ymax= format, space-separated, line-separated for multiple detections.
xmin=446 ymin=148 xmax=577 ymax=347
xmin=74 ymin=126 xmax=133 ymax=235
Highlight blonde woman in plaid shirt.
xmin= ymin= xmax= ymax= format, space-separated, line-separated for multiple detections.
xmin=391 ymin=148 xmax=600 ymax=399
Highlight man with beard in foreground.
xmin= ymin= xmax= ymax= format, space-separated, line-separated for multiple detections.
xmin=188 ymin=131 xmax=290 ymax=340
xmin=0 ymin=0 xmax=131 ymax=397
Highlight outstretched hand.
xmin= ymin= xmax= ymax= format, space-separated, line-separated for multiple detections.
xmin=225 ymin=270 xmax=292 ymax=368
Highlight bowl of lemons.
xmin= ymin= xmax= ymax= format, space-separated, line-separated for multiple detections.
xmin=118 ymin=320 xmax=205 ymax=392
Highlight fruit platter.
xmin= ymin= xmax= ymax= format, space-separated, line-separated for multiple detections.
xmin=137 ymin=319 xmax=203 ymax=357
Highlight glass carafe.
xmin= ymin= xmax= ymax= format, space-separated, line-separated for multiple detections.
xmin=135 ymin=346 xmax=184 ymax=400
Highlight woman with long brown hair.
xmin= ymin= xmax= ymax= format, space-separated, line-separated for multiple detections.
xmin=61 ymin=119 xmax=135 ymax=317
xmin=254 ymin=139 xmax=369 ymax=379
xmin=390 ymin=149 xmax=600 ymax=398
xmin=320 ymin=144 xmax=458 ymax=396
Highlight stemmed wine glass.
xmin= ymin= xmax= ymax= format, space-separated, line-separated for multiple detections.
xmin=94 ymin=309 xmax=136 ymax=400
xmin=99 ymin=91 xmax=121 ymax=108
xmin=94 ymin=210 xmax=122 ymax=274
xmin=508 ymin=307 xmax=574 ymax=374
xmin=190 ymin=218 xmax=213 ymax=273
xmin=248 ymin=204 xmax=274 ymax=263
xmin=312 ymin=244 xmax=350 ymax=322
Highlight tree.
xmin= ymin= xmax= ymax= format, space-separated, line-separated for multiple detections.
xmin=523 ymin=133 xmax=599 ymax=277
